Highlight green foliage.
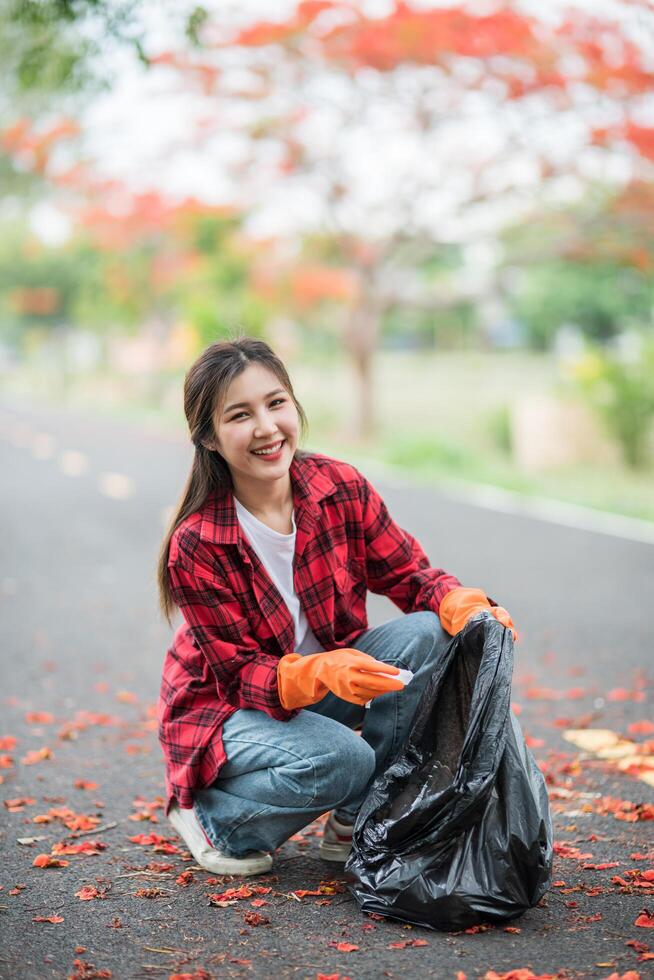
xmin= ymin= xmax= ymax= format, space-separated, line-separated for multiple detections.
xmin=1 ymin=1 xmax=146 ymax=102
xmin=191 ymin=214 xmax=241 ymax=256
xmin=185 ymin=5 xmax=209 ymax=46
xmin=570 ymin=337 xmax=654 ymax=468
xmin=0 ymin=204 xmax=270 ymax=345
xmin=420 ymin=243 xmax=465 ymax=279
xmin=509 ymin=260 xmax=653 ymax=350
xmin=502 ymin=183 xmax=654 ymax=351
xmin=384 ymin=433 xmax=470 ymax=474
xmin=0 ymin=222 xmax=80 ymax=332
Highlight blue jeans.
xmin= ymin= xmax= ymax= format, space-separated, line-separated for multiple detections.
xmin=193 ymin=611 xmax=451 ymax=857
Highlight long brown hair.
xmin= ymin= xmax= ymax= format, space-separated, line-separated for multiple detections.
xmin=157 ymin=335 xmax=310 ymax=625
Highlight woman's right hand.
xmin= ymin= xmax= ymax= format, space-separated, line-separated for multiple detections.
xmin=277 ymin=648 xmax=404 ymax=709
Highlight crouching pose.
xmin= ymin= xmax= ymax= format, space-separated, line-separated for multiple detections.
xmin=156 ymin=337 xmax=516 ymax=876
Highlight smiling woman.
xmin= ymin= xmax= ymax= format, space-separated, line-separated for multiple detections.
xmin=155 ymin=334 xmax=516 ymax=879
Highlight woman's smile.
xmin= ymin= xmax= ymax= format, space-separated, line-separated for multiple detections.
xmin=250 ymin=439 xmax=286 ymax=461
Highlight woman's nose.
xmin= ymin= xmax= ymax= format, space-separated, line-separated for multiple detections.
xmin=254 ymin=415 xmax=279 ymax=435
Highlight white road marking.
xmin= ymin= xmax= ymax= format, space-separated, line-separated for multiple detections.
xmin=98 ymin=472 xmax=135 ymax=500
xmin=456 ymin=483 xmax=654 ymax=546
xmin=59 ymin=450 xmax=89 ymax=477
xmin=31 ymin=433 xmax=57 ymax=459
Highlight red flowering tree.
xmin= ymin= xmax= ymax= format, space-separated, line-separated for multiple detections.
xmin=136 ymin=0 xmax=654 ymax=436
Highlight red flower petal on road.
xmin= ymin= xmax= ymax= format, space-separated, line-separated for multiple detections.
xmin=128 ymin=831 xmax=181 ymax=853
xmin=635 ymin=909 xmax=654 ymax=928
xmin=582 ymin=862 xmax=621 ymax=870
xmin=628 ymin=721 xmax=654 ymax=736
xmin=25 ymin=711 xmax=54 ymax=724
xmin=585 ymin=974 xmax=641 ymax=980
xmin=32 ymin=914 xmax=64 ymax=923
xmin=52 ymin=840 xmax=107 ymax=855
xmin=553 ymin=843 xmax=593 ymax=860
xmin=32 ymin=854 xmax=68 ymax=868
xmin=525 ymin=686 xmax=561 ymax=700
xmin=484 ymin=971 xmax=559 ymax=979
xmin=75 ymin=885 xmax=104 ymax=901
xmin=68 ymin=959 xmax=111 ymax=979
xmin=3 ymin=796 xmax=35 ymax=811
xmin=21 ymin=746 xmax=53 ymax=764
xmin=328 ymin=942 xmax=359 ymax=952
xmin=243 ymin=910 xmax=270 ymax=926
xmin=607 ymin=687 xmax=645 ymax=702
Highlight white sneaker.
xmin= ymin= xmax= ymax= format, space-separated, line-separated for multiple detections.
xmin=318 ymin=810 xmax=354 ymax=862
xmin=168 ymin=803 xmax=273 ymax=876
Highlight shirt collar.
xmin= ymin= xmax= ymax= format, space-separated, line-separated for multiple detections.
xmin=198 ymin=452 xmax=336 ymax=548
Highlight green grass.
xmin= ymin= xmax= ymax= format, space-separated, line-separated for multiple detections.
xmin=290 ymin=350 xmax=654 ymax=524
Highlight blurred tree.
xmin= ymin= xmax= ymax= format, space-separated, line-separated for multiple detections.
xmin=0 ymin=1 xmax=146 ymax=199
xmin=1 ymin=1 xmax=146 ymax=100
xmin=0 ymin=191 xmax=264 ymax=358
xmin=0 ymin=219 xmax=87 ymax=341
xmin=141 ymin=0 xmax=654 ymax=437
xmin=502 ymin=182 xmax=654 ymax=348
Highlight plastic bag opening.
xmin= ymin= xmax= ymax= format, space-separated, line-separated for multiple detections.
xmin=375 ymin=628 xmax=483 ymax=830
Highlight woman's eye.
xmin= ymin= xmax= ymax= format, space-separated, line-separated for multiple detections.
xmin=232 ymin=398 xmax=285 ymax=421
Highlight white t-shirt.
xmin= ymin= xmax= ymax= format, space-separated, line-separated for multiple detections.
xmin=234 ymin=497 xmax=325 ymax=655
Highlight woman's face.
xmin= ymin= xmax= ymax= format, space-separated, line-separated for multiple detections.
xmin=208 ymin=362 xmax=300 ymax=484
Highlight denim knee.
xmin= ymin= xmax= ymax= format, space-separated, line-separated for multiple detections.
xmin=400 ymin=611 xmax=449 ymax=662
xmin=311 ymin=730 xmax=376 ymax=809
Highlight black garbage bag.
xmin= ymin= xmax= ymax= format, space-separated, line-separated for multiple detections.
xmin=345 ymin=612 xmax=553 ymax=931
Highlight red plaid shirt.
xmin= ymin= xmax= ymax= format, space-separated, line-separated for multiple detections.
xmin=157 ymin=451 xmax=462 ymax=815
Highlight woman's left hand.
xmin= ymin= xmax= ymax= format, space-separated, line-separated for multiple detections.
xmin=488 ymin=604 xmax=518 ymax=642
xmin=439 ymin=587 xmax=518 ymax=642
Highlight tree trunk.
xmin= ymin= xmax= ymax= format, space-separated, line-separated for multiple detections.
xmin=344 ymin=299 xmax=379 ymax=442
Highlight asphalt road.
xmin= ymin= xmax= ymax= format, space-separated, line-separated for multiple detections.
xmin=1 ymin=396 xmax=653 ymax=980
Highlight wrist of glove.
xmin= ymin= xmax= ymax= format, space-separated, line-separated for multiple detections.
xmin=277 ymin=648 xmax=404 ymax=710
xmin=439 ymin=587 xmax=517 ymax=642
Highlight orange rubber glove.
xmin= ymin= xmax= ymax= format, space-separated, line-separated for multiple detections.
xmin=439 ymin=587 xmax=517 ymax=642
xmin=277 ymin=649 xmax=405 ymax=709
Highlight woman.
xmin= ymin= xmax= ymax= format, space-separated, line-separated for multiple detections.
xmin=157 ymin=336 xmax=516 ymax=877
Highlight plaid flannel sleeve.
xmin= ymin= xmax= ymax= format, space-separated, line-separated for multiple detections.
xmin=357 ymin=470 xmax=463 ymax=615
xmin=168 ymin=533 xmax=299 ymax=720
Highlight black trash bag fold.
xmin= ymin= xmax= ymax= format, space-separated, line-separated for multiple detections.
xmin=345 ymin=613 xmax=553 ymax=931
